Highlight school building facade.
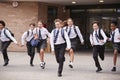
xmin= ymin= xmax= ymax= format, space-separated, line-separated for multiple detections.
xmin=0 ymin=1 xmax=120 ymax=52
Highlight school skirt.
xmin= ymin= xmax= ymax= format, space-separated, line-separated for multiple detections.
xmin=70 ymin=37 xmax=77 ymax=50
xmin=113 ymin=42 xmax=120 ymax=53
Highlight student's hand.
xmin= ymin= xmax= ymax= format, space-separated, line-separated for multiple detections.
xmin=118 ymin=37 xmax=120 ymax=40
xmin=51 ymin=51 xmax=55 ymax=55
xmin=66 ymin=48 xmax=70 ymax=51
xmin=91 ymin=44 xmax=94 ymax=47
xmin=100 ymin=40 xmax=104 ymax=43
xmin=81 ymin=42 xmax=84 ymax=45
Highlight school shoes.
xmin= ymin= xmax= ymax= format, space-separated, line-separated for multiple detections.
xmin=111 ymin=67 xmax=116 ymax=72
xmin=3 ymin=59 xmax=9 ymax=66
xmin=58 ymin=73 xmax=62 ymax=77
xmin=69 ymin=61 xmax=73 ymax=68
xmin=96 ymin=67 xmax=102 ymax=72
xmin=40 ymin=62 xmax=46 ymax=69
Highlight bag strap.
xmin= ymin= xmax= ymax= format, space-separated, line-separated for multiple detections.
xmin=4 ymin=29 xmax=11 ymax=40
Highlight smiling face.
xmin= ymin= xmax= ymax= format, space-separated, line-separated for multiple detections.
xmin=92 ymin=23 xmax=99 ymax=31
xmin=110 ymin=23 xmax=116 ymax=31
xmin=38 ymin=21 xmax=43 ymax=28
xmin=67 ymin=19 xmax=73 ymax=26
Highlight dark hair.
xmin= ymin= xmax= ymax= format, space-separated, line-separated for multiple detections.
xmin=29 ymin=23 xmax=35 ymax=27
xmin=92 ymin=21 xmax=99 ymax=26
xmin=111 ymin=20 xmax=118 ymax=26
xmin=0 ymin=20 xmax=5 ymax=27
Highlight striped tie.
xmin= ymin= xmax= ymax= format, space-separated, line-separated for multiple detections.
xmin=54 ymin=29 xmax=59 ymax=43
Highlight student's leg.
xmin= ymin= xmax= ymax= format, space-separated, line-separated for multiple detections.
xmin=69 ymin=48 xmax=74 ymax=68
xmin=111 ymin=49 xmax=118 ymax=71
xmin=30 ymin=46 xmax=35 ymax=66
xmin=1 ymin=41 xmax=11 ymax=66
xmin=58 ymin=44 xmax=66 ymax=77
xmin=26 ymin=42 xmax=31 ymax=56
xmin=99 ymin=45 xmax=105 ymax=61
xmin=93 ymin=46 xmax=102 ymax=72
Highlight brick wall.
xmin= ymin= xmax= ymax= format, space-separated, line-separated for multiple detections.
xmin=0 ymin=2 xmax=38 ymax=51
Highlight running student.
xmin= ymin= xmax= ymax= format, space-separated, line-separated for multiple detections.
xmin=50 ymin=19 xmax=71 ymax=77
xmin=109 ymin=21 xmax=120 ymax=72
xmin=63 ymin=18 xmax=84 ymax=68
xmin=33 ymin=20 xmax=50 ymax=69
xmin=0 ymin=20 xmax=18 ymax=66
xmin=21 ymin=23 xmax=35 ymax=66
xmin=90 ymin=21 xmax=107 ymax=72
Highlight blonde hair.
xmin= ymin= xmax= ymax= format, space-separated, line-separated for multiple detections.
xmin=54 ymin=19 xmax=63 ymax=23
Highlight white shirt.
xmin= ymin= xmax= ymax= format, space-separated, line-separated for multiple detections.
xmin=0 ymin=28 xmax=17 ymax=44
xmin=110 ymin=28 xmax=120 ymax=43
xmin=21 ymin=29 xmax=34 ymax=45
xmin=64 ymin=25 xmax=84 ymax=43
xmin=33 ymin=27 xmax=50 ymax=40
xmin=90 ymin=29 xmax=107 ymax=45
xmin=50 ymin=28 xmax=71 ymax=51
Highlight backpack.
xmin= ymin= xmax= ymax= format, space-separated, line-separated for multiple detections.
xmin=92 ymin=28 xmax=104 ymax=40
xmin=4 ymin=28 xmax=14 ymax=42
xmin=53 ymin=28 xmax=65 ymax=42
xmin=65 ymin=25 xmax=78 ymax=36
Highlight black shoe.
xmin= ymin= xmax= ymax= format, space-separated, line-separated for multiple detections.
xmin=3 ymin=62 xmax=8 ymax=66
xmin=3 ymin=59 xmax=9 ymax=66
xmin=58 ymin=73 xmax=62 ymax=77
xmin=111 ymin=67 xmax=116 ymax=72
xmin=96 ymin=67 xmax=102 ymax=72
xmin=30 ymin=63 xmax=34 ymax=67
xmin=69 ymin=64 xmax=73 ymax=68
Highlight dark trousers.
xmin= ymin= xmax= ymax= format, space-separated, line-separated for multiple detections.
xmin=1 ymin=41 xmax=11 ymax=63
xmin=93 ymin=45 xmax=105 ymax=68
xmin=54 ymin=43 xmax=66 ymax=74
xmin=26 ymin=42 xmax=35 ymax=64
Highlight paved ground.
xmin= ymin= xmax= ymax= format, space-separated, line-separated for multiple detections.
xmin=0 ymin=51 xmax=120 ymax=80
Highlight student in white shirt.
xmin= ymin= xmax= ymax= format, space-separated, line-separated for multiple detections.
xmin=63 ymin=18 xmax=84 ymax=68
xmin=21 ymin=23 xmax=35 ymax=67
xmin=50 ymin=19 xmax=71 ymax=77
xmin=109 ymin=21 xmax=120 ymax=72
xmin=90 ymin=21 xmax=107 ymax=72
xmin=33 ymin=20 xmax=50 ymax=69
xmin=0 ymin=20 xmax=18 ymax=66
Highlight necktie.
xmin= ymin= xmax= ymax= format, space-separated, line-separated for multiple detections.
xmin=95 ymin=31 xmax=99 ymax=43
xmin=54 ymin=29 xmax=59 ymax=43
xmin=111 ymin=32 xmax=115 ymax=43
xmin=68 ymin=27 xmax=71 ymax=36
xmin=31 ymin=31 xmax=33 ymax=37
xmin=0 ymin=31 xmax=1 ymax=37
xmin=39 ymin=30 xmax=42 ymax=40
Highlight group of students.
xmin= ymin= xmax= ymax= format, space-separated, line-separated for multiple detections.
xmin=0 ymin=18 xmax=119 ymax=77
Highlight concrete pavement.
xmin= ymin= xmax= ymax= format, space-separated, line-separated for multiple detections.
xmin=0 ymin=51 xmax=120 ymax=80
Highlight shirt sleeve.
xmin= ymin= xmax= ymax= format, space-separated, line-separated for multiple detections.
xmin=100 ymin=29 xmax=107 ymax=43
xmin=21 ymin=32 xmax=27 ymax=45
xmin=50 ymin=30 xmax=55 ymax=51
xmin=5 ymin=30 xmax=17 ymax=44
xmin=76 ymin=26 xmax=84 ymax=43
xmin=89 ymin=33 xmax=93 ymax=45
xmin=64 ymin=30 xmax=71 ymax=49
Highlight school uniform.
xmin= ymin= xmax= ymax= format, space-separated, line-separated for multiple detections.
xmin=110 ymin=28 xmax=120 ymax=52
xmin=90 ymin=28 xmax=107 ymax=72
xmin=64 ymin=25 xmax=84 ymax=50
xmin=21 ymin=29 xmax=35 ymax=66
xmin=50 ymin=28 xmax=71 ymax=76
xmin=0 ymin=28 xmax=17 ymax=66
xmin=33 ymin=27 xmax=50 ymax=52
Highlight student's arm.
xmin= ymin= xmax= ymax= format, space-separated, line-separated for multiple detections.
xmin=64 ymin=31 xmax=71 ymax=50
xmin=50 ymin=30 xmax=55 ymax=52
xmin=76 ymin=26 xmax=84 ymax=44
xmin=90 ymin=34 xmax=94 ymax=46
xmin=100 ymin=29 xmax=107 ymax=43
xmin=5 ymin=30 xmax=17 ymax=44
xmin=21 ymin=32 xmax=27 ymax=46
